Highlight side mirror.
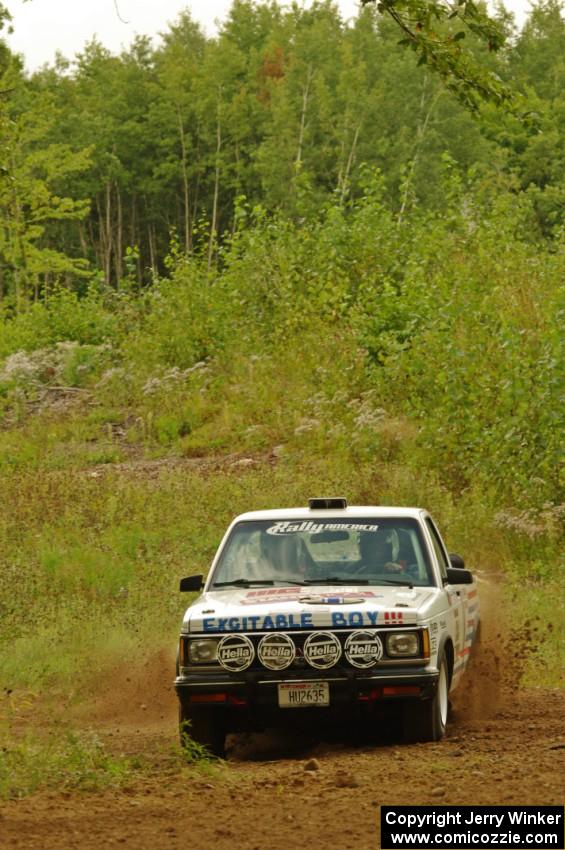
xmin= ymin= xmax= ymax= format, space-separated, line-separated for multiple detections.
xmin=179 ymin=574 xmax=204 ymax=592
xmin=449 ymin=553 xmax=466 ymax=569
xmin=445 ymin=567 xmax=474 ymax=585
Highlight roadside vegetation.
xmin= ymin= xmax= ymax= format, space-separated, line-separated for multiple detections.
xmin=0 ymin=0 xmax=563 ymax=799
xmin=1 ymin=183 xmax=562 ymax=693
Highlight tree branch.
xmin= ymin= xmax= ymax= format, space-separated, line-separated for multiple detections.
xmin=113 ymin=0 xmax=130 ymax=25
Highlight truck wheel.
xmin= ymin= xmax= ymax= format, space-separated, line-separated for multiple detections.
xmin=403 ymin=655 xmax=449 ymax=743
xmin=179 ymin=704 xmax=226 ymax=758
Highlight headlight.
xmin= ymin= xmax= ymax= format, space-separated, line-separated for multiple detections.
xmin=188 ymin=638 xmax=219 ymax=664
xmin=385 ymin=632 xmax=420 ymax=657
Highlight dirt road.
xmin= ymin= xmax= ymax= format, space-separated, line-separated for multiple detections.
xmin=1 ymin=597 xmax=564 ymax=850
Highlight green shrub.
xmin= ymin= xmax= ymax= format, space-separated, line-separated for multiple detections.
xmin=0 ymin=286 xmax=120 ymax=359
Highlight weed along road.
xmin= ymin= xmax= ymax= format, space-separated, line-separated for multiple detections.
xmin=1 ymin=614 xmax=564 ymax=850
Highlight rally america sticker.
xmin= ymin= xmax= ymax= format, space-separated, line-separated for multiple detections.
xmin=266 ymin=521 xmax=380 ymax=535
xmin=217 ymin=634 xmax=255 ymax=672
xmin=257 ymin=633 xmax=296 ymax=671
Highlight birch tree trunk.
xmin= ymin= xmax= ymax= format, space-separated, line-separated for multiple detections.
xmin=10 ymin=153 xmax=27 ymax=313
xmin=338 ymin=122 xmax=361 ymax=204
xmin=131 ymin=196 xmax=142 ymax=282
xmin=177 ymin=105 xmax=192 ymax=253
xmin=116 ymin=183 xmax=123 ymax=287
xmin=295 ymin=64 xmax=314 ymax=172
xmin=148 ymin=225 xmax=156 ymax=272
xmin=78 ymin=223 xmax=89 ymax=261
xmin=104 ymin=181 xmax=113 ymax=286
xmin=207 ymin=96 xmax=222 ymax=272
xmin=398 ymin=75 xmax=442 ymax=222
xmin=89 ymin=213 xmax=102 ymax=271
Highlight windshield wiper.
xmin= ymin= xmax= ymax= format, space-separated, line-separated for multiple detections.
xmin=212 ymin=578 xmax=311 ymax=588
xmin=212 ymin=579 xmax=276 ymax=588
xmin=274 ymin=579 xmax=308 ymax=586
xmin=302 ymin=577 xmax=371 ymax=585
xmin=374 ymin=579 xmax=414 ymax=588
xmin=301 ymin=577 xmax=414 ymax=588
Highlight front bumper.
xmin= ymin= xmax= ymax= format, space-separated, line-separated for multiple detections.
xmin=175 ymin=665 xmax=438 ymax=716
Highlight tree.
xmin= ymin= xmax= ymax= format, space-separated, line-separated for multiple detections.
xmin=150 ymin=12 xmax=206 ymax=254
xmin=0 ymin=59 xmax=91 ymax=306
xmin=480 ymin=0 xmax=565 ymax=234
xmin=362 ymin=0 xmax=514 ymax=111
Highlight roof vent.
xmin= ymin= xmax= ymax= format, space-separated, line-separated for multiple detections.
xmin=308 ymin=497 xmax=348 ymax=510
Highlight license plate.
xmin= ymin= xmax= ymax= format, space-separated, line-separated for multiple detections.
xmin=278 ymin=681 xmax=330 ymax=708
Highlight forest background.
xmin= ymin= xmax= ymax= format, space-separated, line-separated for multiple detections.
xmin=0 ymin=0 xmax=563 ymax=796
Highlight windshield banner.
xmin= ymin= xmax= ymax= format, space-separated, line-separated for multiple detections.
xmin=266 ymin=521 xmax=380 ymax=535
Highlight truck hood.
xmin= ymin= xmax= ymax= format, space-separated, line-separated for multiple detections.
xmin=184 ymin=584 xmax=442 ymax=634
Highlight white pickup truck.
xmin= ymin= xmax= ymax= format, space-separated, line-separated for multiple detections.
xmin=175 ymin=498 xmax=480 ymax=755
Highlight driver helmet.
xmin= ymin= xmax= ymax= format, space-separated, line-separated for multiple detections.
xmin=359 ymin=529 xmax=393 ymax=566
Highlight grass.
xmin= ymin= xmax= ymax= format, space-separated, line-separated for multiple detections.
xmin=0 ymin=217 xmax=562 ymax=794
xmin=0 ymin=714 xmax=223 ymax=799
xmin=179 ymin=724 xmax=225 ymax=767
xmin=0 ymin=446 xmax=561 ymax=798
xmin=0 ymin=728 xmax=134 ymax=800
xmin=0 ymin=449 xmax=562 ymax=696
xmin=508 ymin=577 xmax=565 ymax=689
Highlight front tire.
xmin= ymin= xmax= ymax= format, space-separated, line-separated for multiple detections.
xmin=403 ymin=654 xmax=449 ymax=743
xmin=179 ymin=703 xmax=226 ymax=757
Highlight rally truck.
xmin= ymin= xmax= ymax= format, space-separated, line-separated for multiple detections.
xmin=175 ymin=498 xmax=480 ymax=755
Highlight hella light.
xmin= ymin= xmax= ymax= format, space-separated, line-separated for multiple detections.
xmin=189 ymin=638 xmax=219 ymax=664
xmin=386 ymin=632 xmax=420 ymax=657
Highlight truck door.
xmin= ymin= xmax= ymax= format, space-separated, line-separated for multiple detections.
xmin=424 ymin=517 xmax=466 ymax=685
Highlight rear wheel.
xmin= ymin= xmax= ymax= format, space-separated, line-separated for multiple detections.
xmin=179 ymin=703 xmax=226 ymax=757
xmin=403 ymin=654 xmax=449 ymax=743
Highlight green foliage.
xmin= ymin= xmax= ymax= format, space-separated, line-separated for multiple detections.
xmin=365 ymin=0 xmax=513 ymax=111
xmin=0 ymin=285 xmax=120 ymax=359
xmin=0 ymin=60 xmax=92 ymax=305
xmin=0 ymin=728 xmax=132 ymax=799
xmin=179 ymin=723 xmax=223 ymax=765
xmin=0 ymin=180 xmax=561 ymax=505
xmin=128 ymin=253 xmax=229 ymax=369
xmin=349 ymin=194 xmax=564 ymax=503
xmin=0 ymin=0 xmax=562 ymax=294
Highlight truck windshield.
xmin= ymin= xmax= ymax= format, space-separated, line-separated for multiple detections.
xmin=211 ymin=518 xmax=434 ymax=587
